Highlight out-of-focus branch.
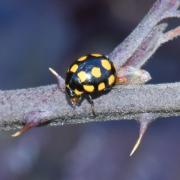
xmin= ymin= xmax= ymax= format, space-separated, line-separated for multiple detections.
xmin=109 ymin=0 xmax=180 ymax=69
xmin=1 ymin=83 xmax=180 ymax=132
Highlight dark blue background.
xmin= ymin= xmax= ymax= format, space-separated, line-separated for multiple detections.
xmin=0 ymin=0 xmax=179 ymax=180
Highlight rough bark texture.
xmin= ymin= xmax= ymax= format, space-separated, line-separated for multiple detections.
xmin=1 ymin=82 xmax=180 ymax=131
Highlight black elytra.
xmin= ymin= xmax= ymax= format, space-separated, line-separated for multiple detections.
xmin=65 ymin=53 xmax=116 ymax=113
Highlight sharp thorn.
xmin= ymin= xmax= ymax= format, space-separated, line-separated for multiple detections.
xmin=129 ymin=122 xmax=148 ymax=156
xmin=49 ymin=67 xmax=65 ymax=92
xmin=11 ymin=125 xmax=31 ymax=137
xmin=12 ymin=131 xmax=22 ymax=137
xmin=49 ymin=67 xmax=60 ymax=78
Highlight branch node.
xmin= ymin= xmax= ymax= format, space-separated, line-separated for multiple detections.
xmin=116 ymin=66 xmax=152 ymax=85
xmin=12 ymin=110 xmax=51 ymax=137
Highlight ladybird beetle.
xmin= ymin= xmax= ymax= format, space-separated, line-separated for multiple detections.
xmin=49 ymin=53 xmax=116 ymax=115
xmin=65 ymin=53 xmax=116 ymax=114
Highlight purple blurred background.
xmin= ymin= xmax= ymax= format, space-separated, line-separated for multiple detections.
xmin=0 ymin=0 xmax=180 ymax=179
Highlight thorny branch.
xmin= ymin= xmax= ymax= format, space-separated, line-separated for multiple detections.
xmin=0 ymin=0 xmax=180 ymax=154
xmin=1 ymin=82 xmax=180 ymax=130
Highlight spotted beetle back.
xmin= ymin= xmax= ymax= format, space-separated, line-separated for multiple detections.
xmin=65 ymin=53 xmax=116 ymax=98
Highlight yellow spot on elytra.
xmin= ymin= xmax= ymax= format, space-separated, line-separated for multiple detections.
xmin=78 ymin=56 xmax=87 ymax=61
xmin=74 ymin=89 xmax=83 ymax=96
xmin=91 ymin=67 xmax=101 ymax=78
xmin=70 ymin=64 xmax=78 ymax=73
xmin=83 ymin=85 xmax=94 ymax=92
xmin=91 ymin=53 xmax=102 ymax=57
xmin=77 ymin=71 xmax=87 ymax=83
xmin=101 ymin=59 xmax=111 ymax=70
xmin=98 ymin=82 xmax=105 ymax=91
xmin=108 ymin=75 xmax=115 ymax=86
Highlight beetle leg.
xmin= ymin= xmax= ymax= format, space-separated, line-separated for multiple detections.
xmin=87 ymin=95 xmax=96 ymax=116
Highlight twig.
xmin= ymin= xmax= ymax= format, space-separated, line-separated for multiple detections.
xmin=161 ymin=26 xmax=180 ymax=43
xmin=123 ymin=23 xmax=168 ymax=68
xmin=1 ymin=82 xmax=180 ymax=132
xmin=109 ymin=0 xmax=180 ymax=69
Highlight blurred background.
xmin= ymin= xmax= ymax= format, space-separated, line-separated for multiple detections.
xmin=0 ymin=0 xmax=180 ymax=179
